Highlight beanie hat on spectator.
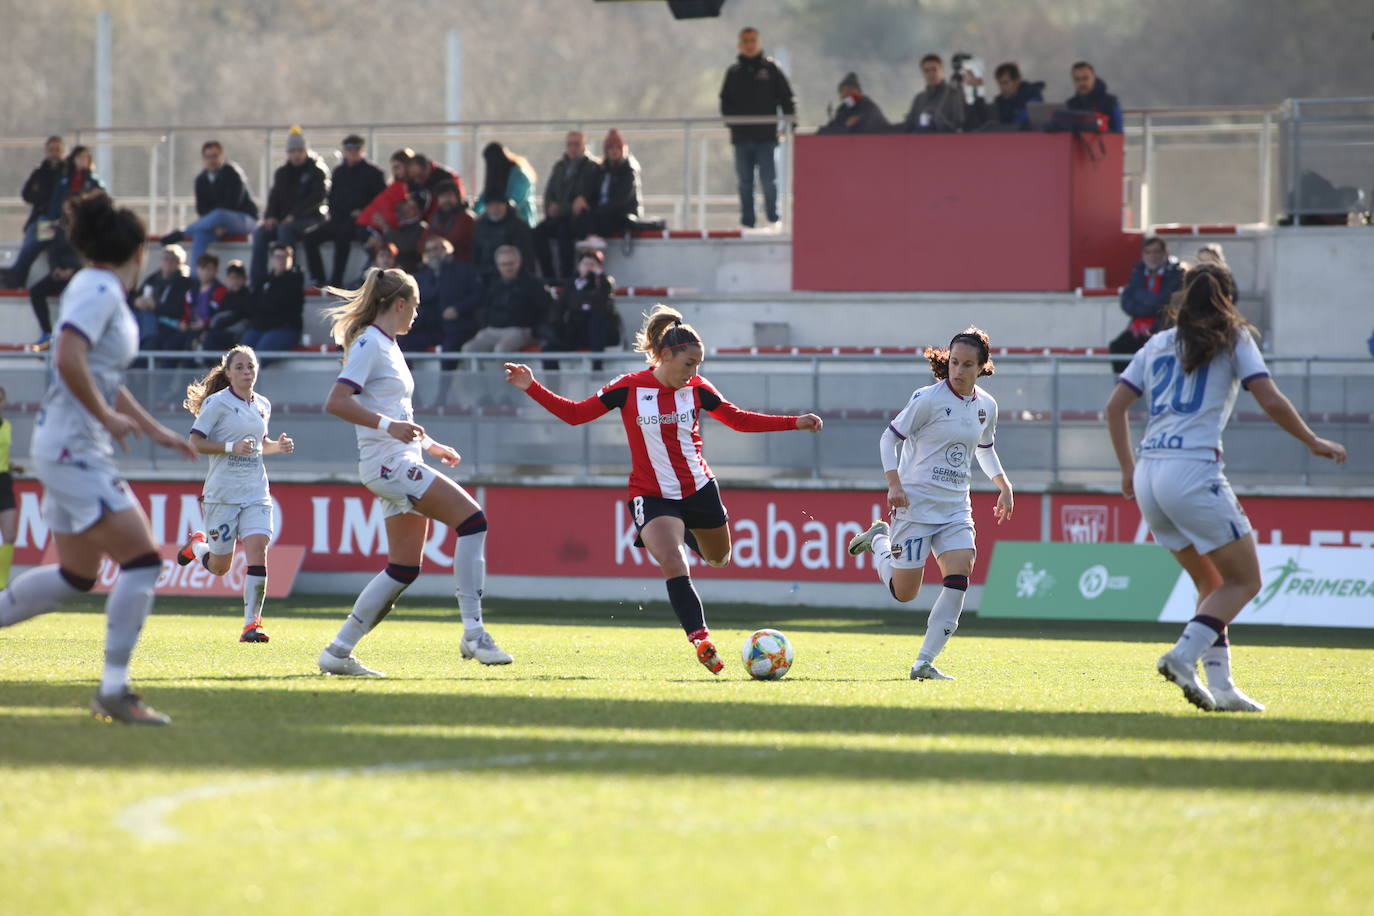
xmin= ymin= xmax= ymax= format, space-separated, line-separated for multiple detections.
xmin=838 ymin=72 xmax=862 ymax=92
xmin=286 ymin=126 xmax=307 ymax=152
xmin=341 ymin=134 xmax=364 ymax=149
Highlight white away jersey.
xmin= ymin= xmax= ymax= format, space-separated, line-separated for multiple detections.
xmin=190 ymin=388 xmax=272 ymax=505
xmin=887 ymin=379 xmax=998 ymax=526
xmin=1119 ymin=327 xmax=1269 ymax=461
xmin=33 ymin=267 xmax=140 ymax=461
xmin=336 ymin=324 xmax=422 ymax=481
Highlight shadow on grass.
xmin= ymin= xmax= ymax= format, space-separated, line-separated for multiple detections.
xmin=44 ymin=596 xmax=1374 ymax=649
xmin=1 ymin=682 xmax=1372 ymax=794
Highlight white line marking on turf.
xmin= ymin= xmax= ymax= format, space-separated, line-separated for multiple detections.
xmin=116 ymin=751 xmax=616 ymax=844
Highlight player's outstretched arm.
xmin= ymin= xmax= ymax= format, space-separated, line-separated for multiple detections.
xmin=1104 ymin=383 xmax=1140 ymax=499
xmin=261 ymin=432 xmax=295 ymax=456
xmin=1247 ymin=377 xmax=1347 ymax=464
xmin=505 ymin=362 xmax=613 ymax=426
xmin=188 ymin=432 xmax=257 ymax=456
xmin=702 ymin=397 xmax=809 ymax=433
xmin=324 ymin=381 xmax=425 ymax=444
xmin=115 ymin=386 xmax=197 ymax=460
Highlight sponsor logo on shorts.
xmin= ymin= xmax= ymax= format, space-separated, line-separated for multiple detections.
xmin=406 ymin=466 xmax=424 ymax=481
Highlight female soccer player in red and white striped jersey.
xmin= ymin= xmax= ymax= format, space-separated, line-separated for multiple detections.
xmin=505 ymin=304 xmax=822 ymax=675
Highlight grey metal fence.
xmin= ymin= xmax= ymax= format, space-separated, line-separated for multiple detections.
xmin=3 ymin=351 xmax=1369 ymax=490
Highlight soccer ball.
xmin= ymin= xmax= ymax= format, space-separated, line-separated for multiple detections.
xmin=742 ymin=628 xmax=794 ymax=680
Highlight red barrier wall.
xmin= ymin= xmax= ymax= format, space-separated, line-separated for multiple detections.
xmin=792 ymin=132 xmax=1127 ymax=292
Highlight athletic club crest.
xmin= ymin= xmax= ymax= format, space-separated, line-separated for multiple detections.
xmin=978 ymin=408 xmax=987 ymax=424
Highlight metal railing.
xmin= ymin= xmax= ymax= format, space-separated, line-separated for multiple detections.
xmin=2 ymin=99 xmax=1370 ymax=245
xmin=2 ymin=351 xmax=1368 ymax=490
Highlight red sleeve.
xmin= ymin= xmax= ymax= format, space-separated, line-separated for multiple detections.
xmin=357 ymin=182 xmax=404 ymax=228
xmin=696 ymin=380 xmax=798 ymax=433
xmin=525 ymin=379 xmax=615 ymax=425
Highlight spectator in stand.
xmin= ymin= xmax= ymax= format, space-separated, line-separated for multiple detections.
xmin=405 ymin=153 xmax=465 ymax=221
xmin=357 ymin=148 xmax=415 ymax=237
xmin=422 ymin=179 xmax=475 ymax=263
xmin=992 ymin=62 xmax=1044 ymax=129
xmin=818 ymin=72 xmax=891 ymax=135
xmin=1110 ymin=236 xmax=1183 ymax=372
xmin=575 ymin=129 xmax=643 ymax=242
xmin=720 ymin=27 xmax=795 ymax=229
xmin=462 ymin=245 xmax=549 ymax=353
xmin=250 ymin=127 xmax=330 ymax=286
xmin=472 ymin=195 xmax=535 ymax=286
xmin=204 ymin=260 xmax=254 ymax=351
xmin=548 ymin=249 xmax=619 ymax=355
xmin=533 ymin=131 xmax=600 ymax=280
xmin=132 ymin=244 xmax=194 ymax=350
xmin=902 ymin=54 xmax=965 ymax=133
xmin=303 ymin=134 xmax=388 ymax=289
xmin=1195 ymin=243 xmax=1227 ymax=267
xmin=159 ymin=140 xmax=259 ymax=265
xmin=403 ymin=236 xmax=483 ymax=353
xmin=243 ymin=242 xmax=306 ymax=352
xmin=1066 ymin=61 xmax=1123 ymax=134
xmin=25 ymin=232 xmax=80 ymax=349
xmin=474 ymin=143 xmax=538 ymax=227
xmin=4 ymin=135 xmax=65 ymax=289
xmin=186 ymin=253 xmax=227 ymax=349
xmin=347 ymin=241 xmax=400 ymax=290
xmin=382 ymin=199 xmax=428 ymax=274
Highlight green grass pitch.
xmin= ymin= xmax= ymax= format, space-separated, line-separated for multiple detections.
xmin=2 ymin=596 xmax=1372 ymax=915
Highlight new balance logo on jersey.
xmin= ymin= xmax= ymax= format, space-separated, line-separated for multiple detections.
xmin=641 ymin=393 xmax=656 ymax=402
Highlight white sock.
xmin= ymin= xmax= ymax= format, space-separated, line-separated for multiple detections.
xmin=917 ymin=584 xmax=966 ymax=664
xmin=0 ymin=566 xmax=91 ymax=627
xmin=327 ymin=567 xmax=412 ymax=657
xmin=1170 ymin=620 xmax=1223 ymax=666
xmin=243 ymin=569 xmax=267 ymax=626
xmin=1202 ymin=635 xmax=1233 ymax=689
xmin=191 ymin=539 xmax=210 ymax=561
xmin=455 ymin=530 xmax=486 ymax=634
xmin=100 ymin=562 xmax=160 ymax=695
xmin=871 ymin=532 xmax=894 ymax=589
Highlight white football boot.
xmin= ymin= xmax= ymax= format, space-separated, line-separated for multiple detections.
xmin=847 ymin=519 xmax=890 ymax=556
xmin=1156 ymin=651 xmax=1215 ymax=711
xmin=910 ymin=660 xmax=955 ymax=681
xmin=1210 ymin=685 xmax=1266 ymax=713
xmin=318 ymin=648 xmax=386 ymax=677
xmin=460 ymin=630 xmax=514 ymax=665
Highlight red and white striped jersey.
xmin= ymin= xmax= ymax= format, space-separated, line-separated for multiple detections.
xmin=525 ymin=367 xmax=799 ymax=499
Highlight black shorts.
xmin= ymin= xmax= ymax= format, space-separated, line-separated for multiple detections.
xmin=628 ymin=479 xmax=728 ymax=544
xmin=0 ymin=472 xmax=13 ymax=513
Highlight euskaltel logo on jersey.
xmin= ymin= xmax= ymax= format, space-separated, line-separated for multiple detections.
xmin=637 ymin=410 xmax=692 ymax=427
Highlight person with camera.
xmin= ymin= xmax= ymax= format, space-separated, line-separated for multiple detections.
xmin=901 ymin=54 xmax=965 ymax=133
xmin=993 ymin=62 xmax=1045 ymax=129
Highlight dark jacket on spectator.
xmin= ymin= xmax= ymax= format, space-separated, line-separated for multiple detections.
xmin=265 ymin=155 xmax=330 ymax=222
xmin=21 ymin=159 xmax=65 ymax=229
xmin=552 ymin=272 xmax=618 ymax=346
xmin=720 ymin=53 xmax=797 ymax=144
xmin=45 ymin=234 xmax=82 ymax=275
xmin=136 ymin=268 xmax=194 ymax=330
xmin=1120 ymin=257 xmax=1184 ymax=321
xmin=817 ymin=95 xmax=891 ymax=134
xmin=1066 ymin=79 xmax=1124 ymax=133
xmin=327 ymin=158 xmax=387 ymax=225
xmin=209 ymin=286 xmax=257 ymax=333
xmin=478 ymin=273 xmax=548 ymax=331
xmin=543 ymin=153 xmax=600 ymax=214
xmin=414 ymin=257 xmax=482 ymax=340
xmin=411 ymin=163 xmax=464 ymax=220
xmin=383 ymin=220 xmax=428 ymax=274
xmin=902 ymin=82 xmax=965 ymax=132
xmin=45 ymin=169 xmax=104 ymax=221
xmin=250 ymin=267 xmax=306 ymax=331
xmin=995 ymin=80 xmax=1045 ymax=128
xmin=594 ymin=155 xmax=643 ymax=221
xmin=194 ymin=162 xmax=258 ymax=218
xmin=424 ymin=206 xmax=476 ymax=262
xmin=472 ymin=212 xmax=535 ymax=284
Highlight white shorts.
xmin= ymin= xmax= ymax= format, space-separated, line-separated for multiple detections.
xmin=364 ymin=456 xmax=438 ymax=518
xmin=1134 ymin=458 xmax=1252 ymax=555
xmin=202 ymin=502 xmax=274 ymax=554
xmin=888 ymin=516 xmax=976 ymax=569
xmin=34 ymin=453 xmax=139 ymax=535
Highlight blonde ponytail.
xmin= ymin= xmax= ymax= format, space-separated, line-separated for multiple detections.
xmin=184 ymin=345 xmax=258 ymax=415
xmin=322 ymin=268 xmax=418 ymax=351
xmin=633 ymin=303 xmax=702 ymax=363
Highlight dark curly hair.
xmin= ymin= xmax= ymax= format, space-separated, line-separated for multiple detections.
xmin=64 ymin=190 xmax=145 ymax=265
xmin=924 ymin=326 xmax=995 ymax=381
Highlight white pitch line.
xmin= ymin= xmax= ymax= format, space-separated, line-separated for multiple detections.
xmin=116 ymin=751 xmax=617 ymax=844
